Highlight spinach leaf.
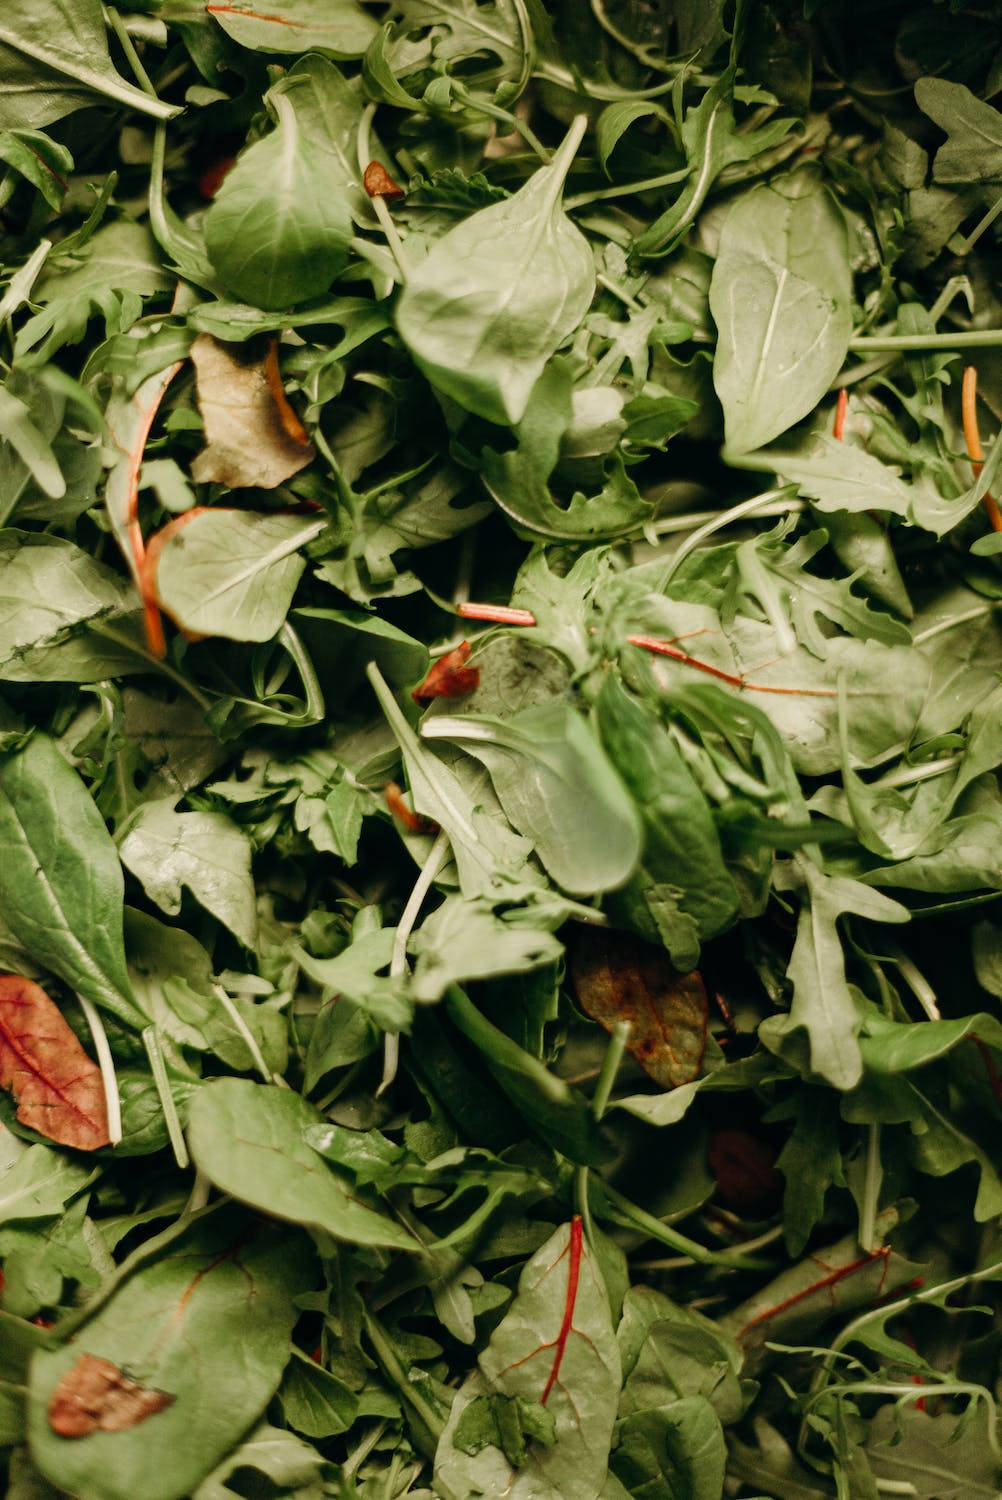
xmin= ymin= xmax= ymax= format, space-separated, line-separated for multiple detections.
xmin=396 ymin=117 xmax=594 ymax=425
xmin=709 ymin=170 xmax=852 ymax=452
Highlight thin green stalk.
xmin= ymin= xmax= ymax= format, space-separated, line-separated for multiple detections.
xmin=77 ymin=993 xmax=122 ymax=1145
xmin=565 ymin=164 xmax=690 ymax=210
xmin=659 ymin=486 xmax=798 ymax=584
xmin=954 ymin=193 xmax=1002 ymax=256
xmin=106 ymin=6 xmax=158 ymax=97
xmin=142 ymin=1025 xmax=189 ymax=1168
xmin=89 ymin=621 xmax=214 ymax=710
xmin=357 ymin=103 xmax=410 ymax=278
xmin=849 ymin=328 xmax=1002 ymax=351
xmin=450 ymin=82 xmax=550 ymax=162
xmin=576 ymin=1020 xmax=630 ymax=1244
xmin=361 ymin=1307 xmax=447 ymax=1460
xmin=858 ymin=1124 xmax=883 ymax=1253
xmin=379 ymin=829 xmax=450 ymax=1096
xmin=600 ymin=1182 xmax=779 ymax=1270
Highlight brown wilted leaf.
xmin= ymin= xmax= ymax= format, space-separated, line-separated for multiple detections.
xmin=49 ymin=1354 xmax=175 ymax=1438
xmin=412 ymin=641 xmax=480 ymax=703
xmin=189 ymin=333 xmax=315 ymax=489
xmin=363 ymin=161 xmax=405 ymax=200
xmin=706 ymin=1129 xmax=783 ymax=1215
xmin=0 ymin=976 xmax=110 ymax=1150
xmin=570 ymin=928 xmax=708 ymax=1088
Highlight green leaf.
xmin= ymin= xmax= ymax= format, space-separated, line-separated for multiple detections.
xmin=766 ymin=862 xmax=909 ymax=1091
xmin=0 ymin=0 xmax=180 ymax=128
xmin=0 ymin=129 xmax=73 ymax=209
xmin=152 ymin=511 xmax=324 ymax=644
xmin=396 ymin=117 xmax=594 ymax=426
xmin=28 ymin=1213 xmax=314 ymax=1500
xmin=435 ymin=1220 xmax=621 ymax=1500
xmin=268 ymin=56 xmax=388 ymax=223
xmin=187 ymin=1078 xmax=420 ymax=1249
xmin=611 ymin=1397 xmax=727 ymax=1500
xmin=866 ymin=1404 xmax=1002 ymax=1497
xmin=0 ymin=733 xmax=142 ymax=1027
xmin=410 ymin=895 xmax=563 ymax=1002
xmin=193 ymin=1422 xmax=330 ymax=1500
xmin=422 ymin=704 xmax=641 ymax=896
xmin=0 ymin=1145 xmax=96 ymax=1225
xmin=277 ymin=1347 xmax=358 ymax=1439
xmin=205 ymin=0 xmax=377 ymax=57
xmin=0 ymin=531 xmax=136 ymax=681
xmin=709 ymin=170 xmax=852 ymax=452
xmin=118 ymin=800 xmax=258 ymax=949
xmin=0 ymin=388 xmax=64 ymax=500
xmin=915 ymin=77 xmax=1002 ymax=185
xmin=204 ymin=89 xmax=353 ymax=309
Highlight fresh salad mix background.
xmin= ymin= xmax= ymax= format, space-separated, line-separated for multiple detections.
xmin=1 ymin=1 xmax=1002 ymax=1496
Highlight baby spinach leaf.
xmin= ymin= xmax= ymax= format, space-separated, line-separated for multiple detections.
xmin=396 ymin=117 xmax=594 ymax=426
xmin=709 ymin=170 xmax=852 ymax=452
xmin=204 ymin=89 xmax=353 ymax=309
xmin=0 ymin=733 xmax=142 ymax=1028
xmin=422 ymin=704 xmax=641 ymax=896
xmin=151 ymin=511 xmax=325 ymax=644
xmin=187 ymin=1078 xmax=419 ymax=1250
xmin=0 ymin=1145 xmax=96 ymax=1225
xmin=28 ymin=1213 xmax=314 ymax=1500
xmin=436 ymin=1219 xmax=620 ymax=1500
xmin=0 ymin=531 xmax=136 ymax=681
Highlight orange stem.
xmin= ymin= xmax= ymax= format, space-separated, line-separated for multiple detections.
xmin=961 ymin=365 xmax=1002 ymax=532
xmin=833 ymin=387 xmax=848 ymax=441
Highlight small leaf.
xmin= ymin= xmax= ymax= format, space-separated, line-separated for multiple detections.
xmin=48 ymin=1355 xmax=175 ymax=1437
xmin=0 ymin=976 xmax=109 ymax=1150
xmin=396 ymin=117 xmax=594 ymax=426
xmin=570 ymin=928 xmax=708 ymax=1088
xmin=188 ymin=334 xmax=315 ymax=490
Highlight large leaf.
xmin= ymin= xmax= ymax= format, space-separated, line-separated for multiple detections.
xmin=0 ymin=0 xmax=180 ymax=129
xmin=422 ymin=704 xmax=642 ymax=896
xmin=187 ymin=1078 xmax=419 ymax=1250
xmin=204 ymin=85 xmax=353 ymax=308
xmin=151 ymin=510 xmax=324 ymax=644
xmin=206 ymin=0 xmax=377 ymax=57
xmin=709 ymin=170 xmax=852 ymax=452
xmin=28 ymin=1213 xmax=313 ymax=1500
xmin=267 ymin=56 xmax=388 ymax=223
xmin=435 ymin=1220 xmax=621 ymax=1500
xmin=0 ymin=734 xmax=142 ymax=1028
xmin=396 ymin=118 xmax=594 ymax=426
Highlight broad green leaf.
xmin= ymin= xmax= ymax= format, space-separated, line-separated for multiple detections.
xmin=204 ymin=89 xmax=353 ymax=309
xmin=866 ymin=1404 xmax=1002 ymax=1497
xmin=0 ymin=0 xmax=180 ymax=128
xmin=915 ymin=77 xmax=1002 ymax=185
xmin=153 ymin=511 xmax=324 ymax=643
xmin=422 ymin=704 xmax=641 ymax=896
xmin=396 ymin=117 xmax=595 ymax=426
xmin=768 ymin=436 xmax=913 ymax=517
xmin=435 ymin=1221 xmax=621 ymax=1500
xmin=611 ymin=1397 xmax=727 ymax=1500
xmin=29 ymin=1213 xmax=313 ymax=1500
xmin=0 ymin=531 xmax=135 ymax=681
xmin=268 ymin=56 xmax=388 ymax=223
xmin=277 ymin=1347 xmax=358 ymax=1439
xmin=0 ymin=1145 xmax=96 ymax=1225
xmin=709 ymin=170 xmax=852 ymax=452
xmin=767 ymin=862 xmax=909 ymax=1091
xmin=187 ymin=1078 xmax=419 ymax=1249
xmin=205 ymin=0 xmax=377 ymax=56
xmin=0 ymin=733 xmax=142 ymax=1027
xmin=118 ymin=800 xmax=258 ymax=949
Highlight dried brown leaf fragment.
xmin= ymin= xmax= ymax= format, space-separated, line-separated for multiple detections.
xmin=49 ymin=1354 xmax=176 ymax=1438
xmin=190 ymin=333 xmax=315 ymax=489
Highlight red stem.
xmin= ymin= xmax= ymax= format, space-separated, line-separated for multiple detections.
xmin=457 ymin=601 xmax=537 ymax=627
xmin=541 ymin=1216 xmax=583 ymax=1405
xmin=833 ymin=388 xmax=849 ymax=441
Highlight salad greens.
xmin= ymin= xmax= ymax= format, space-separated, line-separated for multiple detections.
xmin=2 ymin=2 xmax=1002 ymax=1497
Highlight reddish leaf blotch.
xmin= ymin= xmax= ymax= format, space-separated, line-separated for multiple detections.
xmin=363 ymin=161 xmax=405 ymax=200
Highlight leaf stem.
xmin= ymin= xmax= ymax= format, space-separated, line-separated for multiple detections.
xmin=211 ymin=986 xmax=287 ymax=1088
xmin=658 ymin=485 xmax=798 ymax=584
xmin=450 ymin=82 xmax=550 ymax=162
xmin=564 ymin=164 xmax=690 ymax=210
xmin=357 ymin=104 xmax=410 ymax=280
xmin=849 ymin=328 xmax=1002 ymax=351
xmin=378 ymin=829 xmax=450 ymax=1097
xmin=77 ymin=992 xmax=122 ymax=1146
xmin=105 ymin=6 xmax=158 ymax=98
xmin=599 ymin=1181 xmax=779 ymax=1270
xmin=88 ymin=621 xmax=213 ymax=710
xmin=361 ymin=1306 xmax=446 ymax=1458
xmin=141 ymin=1025 xmax=188 ymax=1167
xmin=961 ymin=365 xmax=1002 ymax=531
